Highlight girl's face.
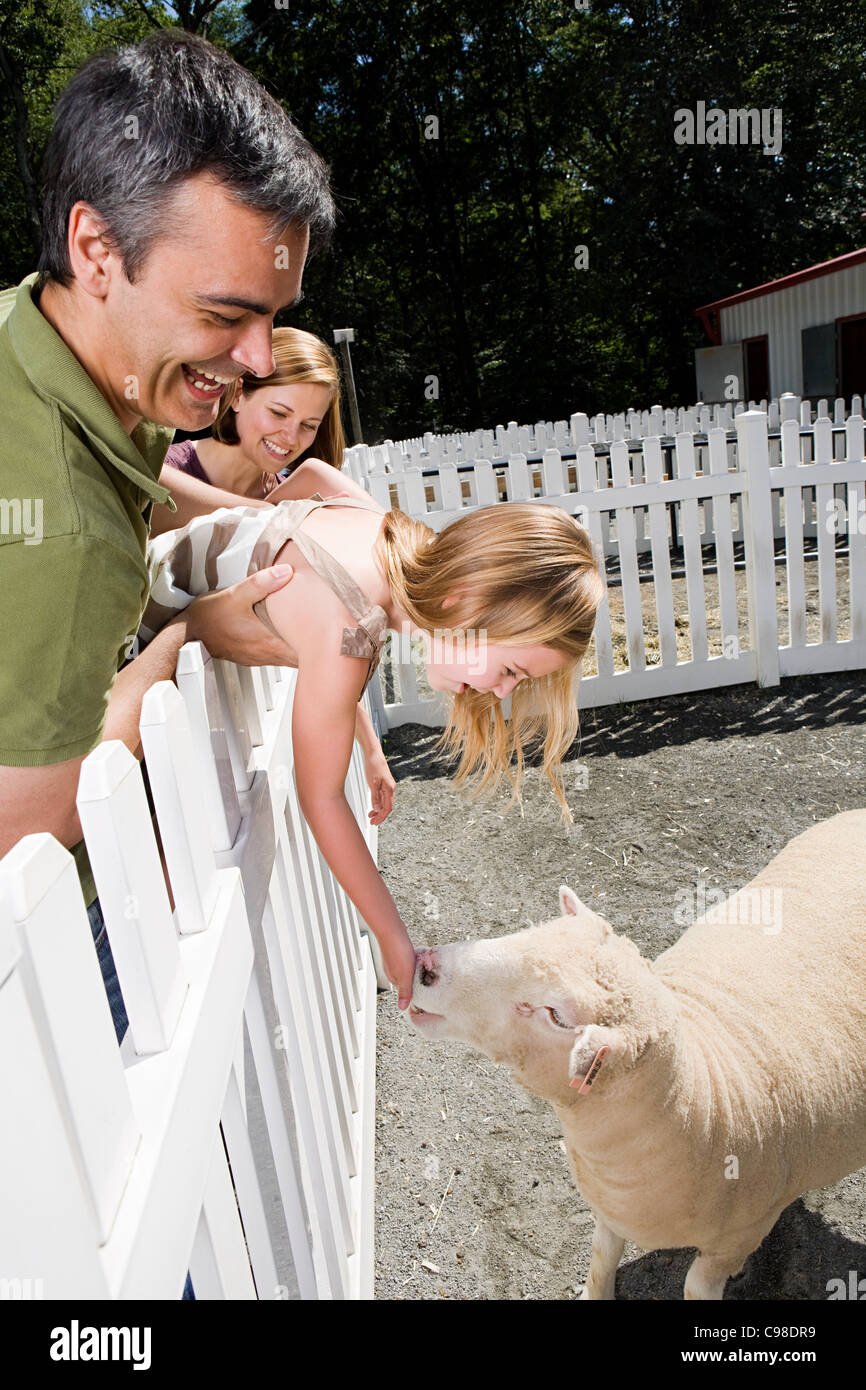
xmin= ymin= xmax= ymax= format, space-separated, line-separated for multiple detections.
xmin=423 ymin=636 xmax=569 ymax=700
xmin=232 ymin=380 xmax=331 ymax=473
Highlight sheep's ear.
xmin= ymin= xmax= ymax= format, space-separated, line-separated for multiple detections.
xmin=567 ymin=1024 xmax=628 ymax=1090
xmin=558 ymin=884 xmax=587 ymax=917
xmin=558 ymin=885 xmax=613 ymax=939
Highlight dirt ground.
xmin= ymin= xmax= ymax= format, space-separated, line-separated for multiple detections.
xmin=371 ymin=669 xmax=866 ymax=1301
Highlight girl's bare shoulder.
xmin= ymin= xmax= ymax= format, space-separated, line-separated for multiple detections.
xmin=259 ymin=505 xmax=389 ymax=690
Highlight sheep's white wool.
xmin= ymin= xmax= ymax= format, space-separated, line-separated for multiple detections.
xmin=410 ymin=810 xmax=866 ymax=1300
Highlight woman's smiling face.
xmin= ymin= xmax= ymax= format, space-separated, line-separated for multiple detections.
xmin=232 ymin=380 xmax=331 ymax=473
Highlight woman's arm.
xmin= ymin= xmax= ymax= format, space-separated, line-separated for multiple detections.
xmin=291 ymin=649 xmax=414 ymax=1005
xmin=151 ymin=465 xmax=272 ymax=537
xmin=268 ymin=457 xmax=375 ymax=506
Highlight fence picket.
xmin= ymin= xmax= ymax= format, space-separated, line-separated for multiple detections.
xmin=190 ymin=1117 xmax=258 ymax=1299
xmin=0 ymin=903 xmax=111 ymax=1296
xmin=780 ymin=418 xmax=807 ymax=649
xmin=846 ymin=415 xmax=866 ymax=643
xmin=77 ymin=742 xmax=186 ymax=1055
xmin=576 ymin=445 xmax=614 ymax=678
xmin=707 ymin=428 xmax=740 ymax=659
xmin=674 ymin=433 xmax=710 ymax=664
xmin=813 ymin=417 xmax=838 ymax=645
xmin=0 ymin=835 xmax=139 ymax=1244
xmin=139 ymin=680 xmax=219 ymax=934
xmin=609 ymin=442 xmax=646 ymax=672
xmin=175 ymin=644 xmax=241 ymax=851
xmin=641 ymin=438 xmax=677 ymax=669
xmin=736 ymin=411 xmax=781 ymax=687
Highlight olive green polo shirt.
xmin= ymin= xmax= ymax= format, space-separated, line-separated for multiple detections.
xmin=0 ymin=272 xmax=176 ymax=906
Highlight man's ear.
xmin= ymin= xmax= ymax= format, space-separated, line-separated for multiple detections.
xmin=568 ymin=1024 xmax=629 ymax=1089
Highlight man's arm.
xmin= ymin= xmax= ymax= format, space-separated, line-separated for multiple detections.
xmin=0 ymin=564 xmax=296 ymax=861
xmin=150 ymin=464 xmax=273 ymax=537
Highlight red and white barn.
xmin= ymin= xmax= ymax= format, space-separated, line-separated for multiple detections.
xmin=694 ymin=247 xmax=866 ymax=404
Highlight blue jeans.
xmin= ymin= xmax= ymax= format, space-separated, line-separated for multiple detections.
xmin=88 ymin=898 xmax=195 ymax=1302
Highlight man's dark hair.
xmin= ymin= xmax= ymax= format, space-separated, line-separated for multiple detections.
xmin=37 ymin=29 xmax=335 ymax=287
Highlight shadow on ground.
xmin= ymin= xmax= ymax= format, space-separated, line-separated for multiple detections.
xmin=615 ymin=1202 xmax=866 ymax=1300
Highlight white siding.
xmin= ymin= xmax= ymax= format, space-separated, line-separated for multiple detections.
xmin=720 ymin=263 xmax=866 ymax=397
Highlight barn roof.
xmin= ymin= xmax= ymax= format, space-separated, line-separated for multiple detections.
xmin=695 ymin=247 xmax=866 ymax=316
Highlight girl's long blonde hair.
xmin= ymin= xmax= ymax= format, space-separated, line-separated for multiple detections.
xmin=214 ymin=326 xmax=345 ymax=490
xmin=374 ymin=503 xmax=605 ymax=824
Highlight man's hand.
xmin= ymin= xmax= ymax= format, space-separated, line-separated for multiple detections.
xmin=183 ymin=566 xmax=295 ymax=666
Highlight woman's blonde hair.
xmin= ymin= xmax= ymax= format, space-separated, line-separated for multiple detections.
xmin=374 ymin=503 xmax=605 ymax=824
xmin=213 ymin=326 xmax=345 ymax=489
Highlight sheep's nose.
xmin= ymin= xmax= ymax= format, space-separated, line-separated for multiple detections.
xmin=415 ymin=947 xmax=439 ymax=988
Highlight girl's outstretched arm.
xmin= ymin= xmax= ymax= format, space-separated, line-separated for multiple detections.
xmin=291 ymin=646 xmax=415 ymax=1007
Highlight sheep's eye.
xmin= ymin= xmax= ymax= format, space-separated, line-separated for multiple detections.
xmin=546 ymin=1006 xmax=571 ymax=1029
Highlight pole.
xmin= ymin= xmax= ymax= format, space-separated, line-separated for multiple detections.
xmin=333 ymin=328 xmax=364 ymax=444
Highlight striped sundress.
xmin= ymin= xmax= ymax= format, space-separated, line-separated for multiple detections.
xmin=140 ymin=493 xmax=390 ymax=695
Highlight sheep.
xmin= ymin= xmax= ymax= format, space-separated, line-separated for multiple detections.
xmin=408 ymin=809 xmax=866 ymax=1299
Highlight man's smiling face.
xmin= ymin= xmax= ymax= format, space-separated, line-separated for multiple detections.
xmin=102 ymin=172 xmax=309 ymax=432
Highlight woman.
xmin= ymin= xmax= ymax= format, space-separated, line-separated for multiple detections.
xmin=162 ymin=326 xmax=395 ymax=834
xmin=163 ymin=327 xmax=345 ymax=499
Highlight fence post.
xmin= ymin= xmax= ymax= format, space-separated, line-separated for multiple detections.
xmin=735 ymin=410 xmax=781 ymax=689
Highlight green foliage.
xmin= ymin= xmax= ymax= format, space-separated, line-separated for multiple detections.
xmin=1 ymin=0 xmax=864 ymax=435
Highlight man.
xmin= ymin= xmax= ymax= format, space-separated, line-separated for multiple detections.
xmin=0 ymin=30 xmax=336 ymax=1030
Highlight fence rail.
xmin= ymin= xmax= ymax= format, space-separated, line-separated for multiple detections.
xmin=361 ymin=409 xmax=866 ymax=732
xmin=0 ymin=651 xmax=379 ymax=1299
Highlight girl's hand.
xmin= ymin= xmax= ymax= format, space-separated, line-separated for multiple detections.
xmin=380 ymin=929 xmax=417 ymax=1010
xmin=364 ymin=748 xmax=396 ymax=825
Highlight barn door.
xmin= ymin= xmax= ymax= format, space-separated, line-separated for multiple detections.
xmin=838 ymin=315 xmax=866 ymax=403
xmin=743 ymin=335 xmax=769 ymax=403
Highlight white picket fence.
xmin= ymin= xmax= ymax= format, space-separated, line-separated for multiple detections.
xmin=361 ymin=409 xmax=866 ymax=730
xmin=0 ymin=650 xmax=380 ymax=1299
xmin=343 ymin=392 xmax=865 ymax=479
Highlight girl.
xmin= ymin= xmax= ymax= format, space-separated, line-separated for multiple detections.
xmin=163 ymin=326 xmax=345 ymax=499
xmin=141 ymin=461 xmax=605 ymax=1009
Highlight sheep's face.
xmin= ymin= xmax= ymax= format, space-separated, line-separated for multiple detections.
xmin=409 ymin=886 xmax=648 ymax=1102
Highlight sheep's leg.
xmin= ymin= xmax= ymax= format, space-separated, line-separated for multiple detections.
xmin=578 ymin=1218 xmax=625 ymax=1300
xmin=684 ymin=1250 xmax=747 ymax=1301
